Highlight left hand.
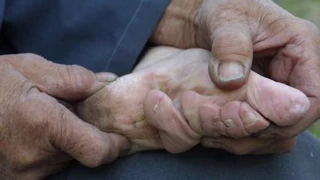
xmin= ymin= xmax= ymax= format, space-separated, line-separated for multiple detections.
xmin=152 ymin=0 xmax=320 ymax=154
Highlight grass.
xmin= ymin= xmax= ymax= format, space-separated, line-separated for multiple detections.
xmin=279 ymin=0 xmax=320 ymax=26
xmin=278 ymin=0 xmax=320 ymax=139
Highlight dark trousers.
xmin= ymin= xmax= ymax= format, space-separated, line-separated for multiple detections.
xmin=49 ymin=132 xmax=320 ymax=180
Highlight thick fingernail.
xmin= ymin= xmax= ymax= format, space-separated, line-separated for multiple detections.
xmin=223 ymin=119 xmax=235 ymax=128
xmin=218 ymin=62 xmax=244 ymax=82
xmin=96 ymin=73 xmax=118 ymax=83
xmin=242 ymin=112 xmax=257 ymax=126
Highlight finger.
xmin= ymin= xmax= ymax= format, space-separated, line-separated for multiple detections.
xmin=144 ymin=90 xmax=201 ymax=153
xmin=95 ymin=72 xmax=118 ymax=82
xmin=201 ymin=136 xmax=275 ymax=155
xmin=252 ymin=138 xmax=297 ymax=154
xmin=48 ymin=98 xmax=130 ymax=167
xmin=4 ymin=53 xmax=109 ymax=100
xmin=209 ymin=23 xmax=253 ymax=90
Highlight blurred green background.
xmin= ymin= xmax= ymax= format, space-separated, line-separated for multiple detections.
xmin=278 ymin=0 xmax=320 ymax=139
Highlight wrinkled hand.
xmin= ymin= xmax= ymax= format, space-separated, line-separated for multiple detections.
xmin=76 ymin=47 xmax=310 ymax=155
xmin=153 ymin=0 xmax=320 ymax=154
xmin=0 ymin=54 xmax=129 ymax=179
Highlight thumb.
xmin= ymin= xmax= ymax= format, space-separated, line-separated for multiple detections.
xmin=209 ymin=24 xmax=253 ymax=90
xmin=5 ymin=53 xmax=114 ymax=101
xmin=50 ymin=101 xmax=130 ymax=167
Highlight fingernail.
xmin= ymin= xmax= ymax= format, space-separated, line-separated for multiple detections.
xmin=218 ymin=62 xmax=244 ymax=82
xmin=96 ymin=73 xmax=118 ymax=83
xmin=242 ymin=112 xmax=257 ymax=126
xmin=223 ymin=119 xmax=235 ymax=128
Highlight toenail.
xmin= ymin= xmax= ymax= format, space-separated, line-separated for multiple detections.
xmin=223 ymin=119 xmax=235 ymax=128
xmin=242 ymin=112 xmax=257 ymax=126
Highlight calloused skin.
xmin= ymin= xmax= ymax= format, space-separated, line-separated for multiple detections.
xmin=76 ymin=47 xmax=310 ymax=154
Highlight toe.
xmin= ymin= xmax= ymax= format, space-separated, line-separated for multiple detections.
xmin=198 ymin=103 xmax=224 ymax=137
xmin=220 ymin=101 xmax=249 ymax=138
xmin=246 ymin=72 xmax=311 ymax=126
xmin=239 ymin=102 xmax=270 ymax=134
xmin=144 ymin=90 xmax=200 ymax=153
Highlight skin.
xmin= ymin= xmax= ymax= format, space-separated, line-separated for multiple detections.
xmin=0 ymin=54 xmax=130 ymax=180
xmin=1 ymin=0 xmax=318 ymax=178
xmin=152 ymin=0 xmax=320 ymax=154
xmin=76 ymin=47 xmax=310 ymax=154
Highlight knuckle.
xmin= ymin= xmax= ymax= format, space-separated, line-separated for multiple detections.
xmin=293 ymin=19 xmax=318 ymax=39
xmin=21 ymin=53 xmax=45 ymax=60
xmin=15 ymin=53 xmax=47 ymax=63
xmin=301 ymin=20 xmax=319 ymax=33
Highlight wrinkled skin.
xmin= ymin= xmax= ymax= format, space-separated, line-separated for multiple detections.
xmin=152 ymin=0 xmax=320 ymax=154
xmin=77 ymin=47 xmax=310 ymax=154
xmin=0 ymin=54 xmax=129 ymax=180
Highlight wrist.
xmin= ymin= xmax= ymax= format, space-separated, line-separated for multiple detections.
xmin=151 ymin=0 xmax=203 ymax=48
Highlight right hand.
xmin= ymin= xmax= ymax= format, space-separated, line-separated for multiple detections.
xmin=0 ymin=54 xmax=130 ymax=180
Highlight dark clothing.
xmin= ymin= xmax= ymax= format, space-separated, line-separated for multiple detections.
xmin=0 ymin=1 xmax=319 ymax=180
xmin=0 ymin=0 xmax=169 ymax=75
xmin=49 ymin=132 xmax=320 ymax=180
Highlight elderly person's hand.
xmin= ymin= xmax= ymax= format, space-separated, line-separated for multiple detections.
xmin=0 ymin=54 xmax=129 ymax=179
xmin=152 ymin=0 xmax=320 ymax=154
xmin=76 ymin=47 xmax=309 ymax=155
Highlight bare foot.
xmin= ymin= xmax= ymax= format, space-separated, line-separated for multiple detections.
xmin=76 ymin=47 xmax=310 ymax=154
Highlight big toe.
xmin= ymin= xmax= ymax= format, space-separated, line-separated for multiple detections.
xmin=246 ymin=72 xmax=311 ymax=126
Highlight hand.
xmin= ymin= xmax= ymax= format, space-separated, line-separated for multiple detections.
xmin=152 ymin=0 xmax=320 ymax=154
xmin=0 ymin=54 xmax=129 ymax=179
xmin=76 ymin=47 xmax=309 ymax=155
